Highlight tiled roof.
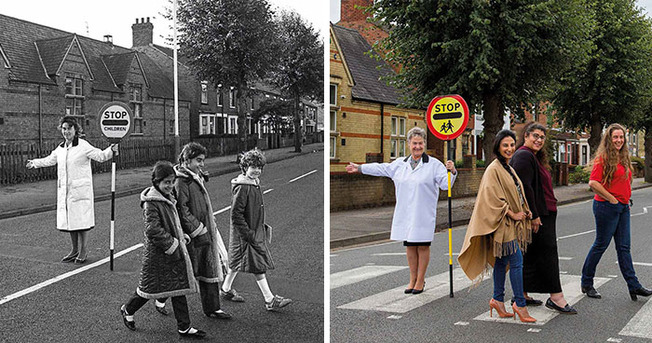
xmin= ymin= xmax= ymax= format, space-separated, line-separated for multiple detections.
xmin=0 ymin=13 xmax=183 ymax=100
xmin=331 ymin=23 xmax=400 ymax=105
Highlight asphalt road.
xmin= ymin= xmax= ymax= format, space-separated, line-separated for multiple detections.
xmin=0 ymin=151 xmax=324 ymax=343
xmin=330 ymin=187 xmax=652 ymax=343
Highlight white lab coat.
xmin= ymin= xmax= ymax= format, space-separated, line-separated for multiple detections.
xmin=360 ymin=154 xmax=456 ymax=242
xmin=31 ymin=138 xmax=113 ymax=231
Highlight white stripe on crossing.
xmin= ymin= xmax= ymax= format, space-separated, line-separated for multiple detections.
xmin=337 ymin=267 xmax=472 ymax=313
xmin=633 ymin=262 xmax=652 ymax=267
xmin=558 ymin=230 xmax=594 ymax=240
xmin=212 ymin=189 xmax=274 ymax=215
xmin=288 ymin=170 xmax=317 ymax=183
xmin=558 ymin=257 xmax=573 ymax=261
xmin=474 ymin=275 xmax=610 ymax=325
xmin=620 ymin=298 xmax=652 ymax=339
xmin=330 ymin=265 xmax=407 ymax=289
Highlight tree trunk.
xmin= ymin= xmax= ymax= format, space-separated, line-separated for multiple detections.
xmin=588 ymin=115 xmax=602 ymax=157
xmin=236 ymin=87 xmax=248 ymax=153
xmin=481 ymin=92 xmax=505 ymax=164
xmin=293 ymin=93 xmax=302 ymax=153
xmin=645 ymin=126 xmax=652 ymax=183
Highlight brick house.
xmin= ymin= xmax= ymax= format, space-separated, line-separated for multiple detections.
xmin=0 ymin=14 xmax=191 ymax=145
xmin=130 ymin=18 xmax=319 ymax=147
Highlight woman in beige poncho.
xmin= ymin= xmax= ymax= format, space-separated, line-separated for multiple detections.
xmin=458 ymin=129 xmax=535 ymax=323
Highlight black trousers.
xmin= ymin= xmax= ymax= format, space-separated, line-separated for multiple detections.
xmin=126 ymin=292 xmax=190 ymax=331
xmin=159 ymin=281 xmax=221 ymax=315
xmin=522 ymin=211 xmax=563 ymax=293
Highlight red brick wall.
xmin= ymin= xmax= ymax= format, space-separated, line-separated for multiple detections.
xmin=330 ymin=168 xmax=486 ymax=211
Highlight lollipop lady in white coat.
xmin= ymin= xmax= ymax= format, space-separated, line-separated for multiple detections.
xmin=346 ymin=126 xmax=456 ymax=294
xmin=26 ymin=116 xmax=117 ymax=264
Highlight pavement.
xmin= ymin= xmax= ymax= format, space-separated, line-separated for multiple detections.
xmin=330 ymin=177 xmax=652 ymax=250
xmin=0 ymin=142 xmax=324 ymax=220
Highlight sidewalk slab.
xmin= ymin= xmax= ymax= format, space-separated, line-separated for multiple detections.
xmin=0 ymin=143 xmax=323 ymax=220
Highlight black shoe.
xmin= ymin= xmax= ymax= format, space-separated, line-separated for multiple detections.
xmin=581 ymin=286 xmax=601 ymax=299
xmin=120 ymin=305 xmax=136 ymax=331
xmin=545 ymin=298 xmax=578 ymax=314
xmin=178 ymin=327 xmax=206 ymax=339
xmin=206 ymin=310 xmax=232 ymax=319
xmin=155 ymin=305 xmax=168 ymax=316
xmin=510 ymin=298 xmax=543 ymax=306
xmin=404 ymin=288 xmax=414 ymax=294
xmin=61 ymin=252 xmax=79 ymax=263
xmin=630 ymin=286 xmax=652 ymax=301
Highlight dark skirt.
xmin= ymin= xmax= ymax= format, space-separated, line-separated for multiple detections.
xmin=403 ymin=241 xmax=431 ymax=247
xmin=522 ymin=211 xmax=562 ymax=293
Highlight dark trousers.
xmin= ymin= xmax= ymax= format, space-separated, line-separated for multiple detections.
xmin=159 ymin=281 xmax=221 ymax=315
xmin=126 ymin=292 xmax=190 ymax=331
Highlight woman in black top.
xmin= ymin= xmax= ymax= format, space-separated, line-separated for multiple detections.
xmin=510 ymin=122 xmax=577 ymax=314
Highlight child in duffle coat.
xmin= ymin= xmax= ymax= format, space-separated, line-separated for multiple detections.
xmin=120 ymin=161 xmax=206 ymax=339
xmin=220 ymin=148 xmax=292 ymax=311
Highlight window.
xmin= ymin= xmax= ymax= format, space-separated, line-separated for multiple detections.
xmin=391 ymin=117 xmax=397 ymax=135
xmin=230 ymin=88 xmax=236 ymax=108
xmin=399 ymin=140 xmax=406 ymax=157
xmin=199 ymin=114 xmax=215 ymax=135
xmin=582 ymin=145 xmax=588 ymax=166
xmin=201 ymin=82 xmax=208 ymax=104
xmin=330 ymin=110 xmax=336 ymax=132
xmin=390 ymin=116 xmax=406 ymax=159
xmin=250 ymin=98 xmax=255 ymax=111
xmin=129 ymin=84 xmax=143 ymax=134
xmin=217 ymin=86 xmax=223 ymax=107
xmin=330 ymin=136 xmax=336 ymax=158
xmin=390 ymin=139 xmax=397 ymax=159
xmin=229 ymin=116 xmax=237 ymax=134
xmin=216 ymin=115 xmax=226 ymax=134
xmin=65 ymin=76 xmax=83 ymax=115
xmin=330 ymin=84 xmax=337 ymax=106
xmin=399 ymin=118 xmax=406 ymax=136
xmin=169 ymin=120 xmax=175 ymax=135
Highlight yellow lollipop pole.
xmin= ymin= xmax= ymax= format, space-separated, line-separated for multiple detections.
xmin=448 ymin=167 xmax=453 ymax=298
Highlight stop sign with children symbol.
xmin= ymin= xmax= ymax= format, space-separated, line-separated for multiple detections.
xmin=426 ymin=94 xmax=469 ymax=141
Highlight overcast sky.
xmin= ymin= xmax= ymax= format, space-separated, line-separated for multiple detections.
xmin=1 ymin=0 xmax=328 ymax=48
xmin=331 ymin=0 xmax=652 ymax=23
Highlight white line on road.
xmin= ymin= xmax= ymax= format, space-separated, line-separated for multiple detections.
xmin=288 ymin=170 xmax=317 ymax=183
xmin=330 ymin=265 xmax=407 ymax=289
xmin=633 ymin=262 xmax=652 ymax=267
xmin=558 ymin=257 xmax=573 ymax=261
xmin=607 ymin=338 xmax=623 ymax=343
xmin=0 ymin=244 xmax=144 ymax=306
xmin=454 ymin=321 xmax=470 ymax=326
xmin=212 ymin=189 xmax=274 ymax=215
xmin=372 ymin=253 xmax=406 ymax=256
xmin=558 ymin=230 xmax=594 ymax=240
xmin=387 ymin=315 xmax=402 ymax=320
xmin=474 ymin=275 xmax=610 ymax=326
xmin=620 ymin=296 xmax=652 ymax=339
xmin=527 ymin=329 xmax=541 ymax=333
xmin=337 ymin=267 xmax=473 ymax=313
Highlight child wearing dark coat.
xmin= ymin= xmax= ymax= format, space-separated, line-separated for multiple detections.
xmin=220 ymin=148 xmax=292 ymax=310
xmin=120 ymin=161 xmax=206 ymax=339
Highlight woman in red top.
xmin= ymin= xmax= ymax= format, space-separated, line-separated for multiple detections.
xmin=580 ymin=123 xmax=652 ymax=300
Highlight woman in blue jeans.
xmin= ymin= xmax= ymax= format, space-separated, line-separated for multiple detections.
xmin=581 ymin=123 xmax=652 ymax=300
xmin=459 ymin=130 xmax=535 ymax=322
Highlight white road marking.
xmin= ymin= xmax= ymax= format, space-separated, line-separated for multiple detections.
xmin=608 ymin=275 xmax=618 ymax=278
xmin=337 ymin=267 xmax=473 ymax=313
xmin=372 ymin=253 xmax=406 ymax=256
xmin=387 ymin=315 xmax=402 ymax=320
xmin=288 ymin=170 xmax=317 ymax=183
xmin=607 ymin=338 xmax=622 ymax=343
xmin=558 ymin=257 xmax=573 ymax=261
xmin=212 ymin=189 xmax=274 ymax=215
xmin=632 ymin=262 xmax=652 ymax=267
xmin=474 ymin=275 xmax=611 ymax=326
xmin=454 ymin=321 xmax=469 ymax=326
xmin=0 ymin=244 xmax=144 ymax=306
xmin=527 ymin=328 xmax=541 ymax=333
xmin=330 ymin=265 xmax=407 ymax=289
xmin=558 ymin=230 xmax=594 ymax=240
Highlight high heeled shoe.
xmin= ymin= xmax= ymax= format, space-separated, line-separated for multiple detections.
xmin=512 ymin=303 xmax=536 ymax=323
xmin=630 ymin=286 xmax=652 ymax=300
xmin=489 ymin=298 xmax=514 ymax=318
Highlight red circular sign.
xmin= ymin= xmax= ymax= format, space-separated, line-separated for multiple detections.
xmin=426 ymin=94 xmax=469 ymax=141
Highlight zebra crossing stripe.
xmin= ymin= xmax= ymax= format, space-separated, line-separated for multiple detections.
xmin=619 ymin=294 xmax=652 ymax=339
xmin=474 ymin=275 xmax=611 ymax=325
xmin=337 ymin=267 xmax=472 ymax=313
xmin=330 ymin=265 xmax=407 ymax=289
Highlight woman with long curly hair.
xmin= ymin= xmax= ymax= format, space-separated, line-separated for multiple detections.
xmin=581 ymin=123 xmax=652 ymax=300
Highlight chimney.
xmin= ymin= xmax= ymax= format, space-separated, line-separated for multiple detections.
xmin=132 ymin=17 xmax=153 ymax=47
xmin=103 ymin=35 xmax=113 ymax=44
xmin=340 ymin=0 xmax=373 ymax=23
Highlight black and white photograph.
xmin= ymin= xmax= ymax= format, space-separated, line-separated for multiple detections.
xmin=0 ymin=0 xmax=325 ymax=341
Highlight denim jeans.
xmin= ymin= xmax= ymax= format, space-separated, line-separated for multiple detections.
xmin=493 ymin=245 xmax=526 ymax=307
xmin=581 ymin=200 xmax=641 ymax=291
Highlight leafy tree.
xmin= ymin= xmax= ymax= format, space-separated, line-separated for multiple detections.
xmin=552 ymin=0 xmax=652 ymax=155
xmin=368 ymin=0 xmax=594 ymax=161
xmin=173 ymin=0 xmax=278 ymax=152
xmin=252 ymin=98 xmax=293 ymax=135
xmin=272 ymin=10 xmax=324 ymax=152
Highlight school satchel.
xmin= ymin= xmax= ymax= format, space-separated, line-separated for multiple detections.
xmin=264 ymin=224 xmax=273 ymax=244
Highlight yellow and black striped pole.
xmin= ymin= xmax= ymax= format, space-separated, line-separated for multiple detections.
xmin=447 ymin=141 xmax=453 ymax=298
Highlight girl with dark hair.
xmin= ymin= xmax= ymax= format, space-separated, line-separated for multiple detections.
xmin=120 ymin=161 xmax=206 ymax=339
xmin=581 ymin=123 xmax=652 ymax=300
xmin=510 ymin=122 xmax=576 ymax=314
xmin=154 ymin=142 xmax=232 ymax=319
xmin=26 ymin=115 xmax=118 ymax=263
xmin=459 ymin=129 xmax=536 ymax=323
xmin=221 ymin=148 xmax=292 ymax=310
